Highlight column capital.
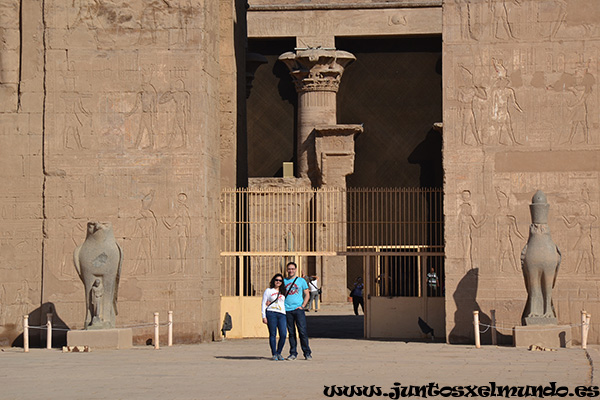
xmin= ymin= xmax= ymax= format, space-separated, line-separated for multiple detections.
xmin=279 ymin=48 xmax=355 ymax=93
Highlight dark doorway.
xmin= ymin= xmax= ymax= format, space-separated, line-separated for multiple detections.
xmin=336 ymin=36 xmax=442 ymax=188
xmin=246 ymin=38 xmax=297 ymax=178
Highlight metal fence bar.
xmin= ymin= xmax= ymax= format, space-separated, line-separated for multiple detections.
xmin=220 ymin=187 xmax=444 ymax=297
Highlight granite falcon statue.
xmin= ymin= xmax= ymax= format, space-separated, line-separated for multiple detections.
xmin=520 ymin=190 xmax=561 ymax=325
xmin=74 ymin=222 xmax=123 ymax=329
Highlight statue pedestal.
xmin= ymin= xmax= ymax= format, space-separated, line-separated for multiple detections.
xmin=512 ymin=325 xmax=571 ymax=348
xmin=67 ymin=328 xmax=133 ymax=350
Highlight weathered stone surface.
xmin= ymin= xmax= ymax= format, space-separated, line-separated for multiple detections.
xmin=0 ymin=0 xmax=225 ymax=346
xmin=444 ymin=0 xmax=600 ymax=344
xmin=513 ymin=325 xmax=571 ymax=348
xmin=67 ymin=328 xmax=132 ymax=350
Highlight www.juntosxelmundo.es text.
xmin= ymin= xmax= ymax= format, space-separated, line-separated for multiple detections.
xmin=323 ymin=382 xmax=599 ymax=398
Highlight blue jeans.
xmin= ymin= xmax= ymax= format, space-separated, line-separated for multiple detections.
xmin=286 ymin=308 xmax=311 ymax=357
xmin=266 ymin=311 xmax=287 ymax=356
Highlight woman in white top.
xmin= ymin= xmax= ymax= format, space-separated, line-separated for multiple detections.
xmin=261 ymin=273 xmax=287 ymax=360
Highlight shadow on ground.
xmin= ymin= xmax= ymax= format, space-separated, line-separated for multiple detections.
xmin=306 ymin=314 xmax=364 ymax=339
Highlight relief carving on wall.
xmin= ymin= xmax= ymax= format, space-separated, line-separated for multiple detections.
xmin=459 ymin=190 xmax=487 ymax=271
xmin=494 ymin=187 xmax=524 ymax=272
xmin=458 ymin=65 xmax=487 ymax=146
xmin=162 ymin=192 xmax=191 ymax=274
xmin=562 ymin=194 xmax=597 ymax=274
xmin=491 ymin=58 xmax=524 ymax=145
xmin=67 ymin=0 xmax=199 ymax=48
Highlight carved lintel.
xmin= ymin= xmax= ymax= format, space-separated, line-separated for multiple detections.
xmin=279 ymin=48 xmax=356 ymax=93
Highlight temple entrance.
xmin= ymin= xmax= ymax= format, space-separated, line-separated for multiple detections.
xmin=234 ymin=35 xmax=444 ymax=340
xmin=220 ymin=187 xmax=444 ymax=340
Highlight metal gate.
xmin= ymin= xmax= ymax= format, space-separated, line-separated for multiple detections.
xmin=220 ymin=187 xmax=444 ymax=339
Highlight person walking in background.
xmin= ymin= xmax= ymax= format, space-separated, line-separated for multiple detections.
xmin=350 ymin=277 xmax=364 ymax=316
xmin=284 ymin=262 xmax=312 ymax=360
xmin=307 ymin=275 xmax=320 ymax=312
xmin=261 ymin=273 xmax=287 ymax=361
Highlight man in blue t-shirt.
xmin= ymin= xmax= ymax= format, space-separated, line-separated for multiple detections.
xmin=284 ymin=261 xmax=312 ymax=360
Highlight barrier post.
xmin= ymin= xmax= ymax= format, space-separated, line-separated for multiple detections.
xmin=154 ymin=312 xmax=160 ymax=350
xmin=23 ymin=315 xmax=29 ymax=353
xmin=583 ymin=312 xmax=591 ymax=350
xmin=473 ymin=311 xmax=481 ymax=349
xmin=46 ymin=313 xmax=53 ymax=350
xmin=168 ymin=311 xmax=173 ymax=347
xmin=490 ymin=309 xmax=497 ymax=346
xmin=582 ymin=310 xmax=587 ymax=349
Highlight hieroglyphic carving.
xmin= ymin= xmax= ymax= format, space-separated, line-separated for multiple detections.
xmin=459 ymin=190 xmax=487 ymax=270
xmin=491 ymin=58 xmax=523 ymax=145
xmin=455 ymin=0 xmax=476 ymax=40
xmin=458 ymin=65 xmax=487 ymax=145
xmin=138 ymin=0 xmax=166 ymax=45
xmin=127 ymin=82 xmax=158 ymax=149
xmin=58 ymin=196 xmax=86 ymax=279
xmin=61 ymin=66 xmax=93 ymax=150
xmin=563 ymin=201 xmax=597 ymax=274
xmin=15 ymin=280 xmax=34 ymax=325
xmin=490 ymin=0 xmax=521 ymax=40
xmin=495 ymin=187 xmax=524 ymax=272
xmin=131 ymin=190 xmax=158 ymax=275
xmin=162 ymin=193 xmax=191 ymax=274
xmin=566 ymin=63 xmax=594 ymax=144
xmin=159 ymin=79 xmax=191 ymax=148
xmin=549 ymin=0 xmax=567 ymax=40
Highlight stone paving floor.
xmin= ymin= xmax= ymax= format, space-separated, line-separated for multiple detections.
xmin=0 ymin=304 xmax=596 ymax=399
xmin=0 ymin=339 xmax=594 ymax=400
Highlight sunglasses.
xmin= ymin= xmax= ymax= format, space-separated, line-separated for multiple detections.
xmin=274 ymin=279 xmax=283 ymax=282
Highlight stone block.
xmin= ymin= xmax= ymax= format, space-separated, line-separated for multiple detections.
xmin=513 ymin=325 xmax=571 ymax=348
xmin=67 ymin=328 xmax=133 ymax=350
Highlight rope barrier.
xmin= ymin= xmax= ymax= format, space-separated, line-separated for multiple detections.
xmin=21 ymin=311 xmax=174 ymax=352
xmin=478 ymin=322 xmax=584 ymax=333
xmin=26 ymin=326 xmax=71 ymax=331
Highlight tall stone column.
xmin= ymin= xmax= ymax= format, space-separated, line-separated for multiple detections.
xmin=279 ymin=48 xmax=356 ymax=185
xmin=280 ymin=48 xmax=359 ymax=303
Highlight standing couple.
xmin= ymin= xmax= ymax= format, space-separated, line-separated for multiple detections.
xmin=261 ymin=262 xmax=313 ymax=361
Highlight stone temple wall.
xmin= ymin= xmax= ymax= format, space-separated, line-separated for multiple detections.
xmin=0 ymin=0 xmax=223 ymax=345
xmin=444 ymin=0 xmax=600 ymax=343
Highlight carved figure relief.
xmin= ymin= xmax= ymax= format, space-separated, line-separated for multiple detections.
xmin=566 ymin=63 xmax=594 ymax=144
xmin=138 ymin=0 xmax=167 ymax=45
xmin=495 ymin=187 xmax=524 ymax=272
xmin=159 ymin=79 xmax=191 ymax=148
xmin=549 ymin=0 xmax=567 ymax=40
xmin=458 ymin=65 xmax=487 ymax=145
xmin=74 ymin=222 xmax=123 ymax=329
xmin=127 ymin=82 xmax=158 ymax=149
xmin=455 ymin=0 xmax=476 ymax=40
xmin=70 ymin=0 xmax=136 ymax=45
xmin=15 ymin=280 xmax=34 ymax=325
xmin=491 ymin=58 xmax=523 ymax=145
xmin=58 ymin=202 xmax=86 ymax=279
xmin=61 ymin=67 xmax=93 ymax=150
xmin=563 ymin=202 xmax=597 ymax=274
xmin=458 ymin=190 xmax=487 ymax=270
xmin=162 ymin=193 xmax=191 ymax=274
xmin=131 ymin=191 xmax=158 ymax=275
xmin=490 ymin=0 xmax=520 ymax=40
xmin=175 ymin=1 xmax=195 ymax=45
